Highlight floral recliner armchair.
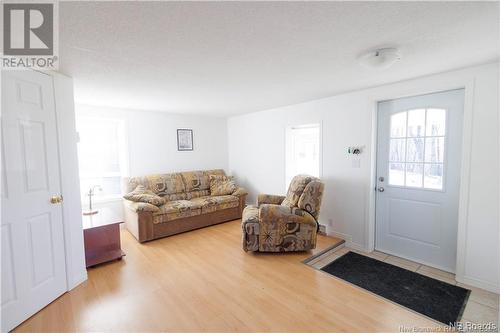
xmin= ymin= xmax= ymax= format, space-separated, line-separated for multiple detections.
xmin=242 ymin=175 xmax=324 ymax=252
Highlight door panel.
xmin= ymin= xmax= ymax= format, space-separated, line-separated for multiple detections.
xmin=375 ymin=89 xmax=464 ymax=272
xmin=28 ymin=213 xmax=56 ymax=287
xmin=20 ymin=120 xmax=50 ymax=192
xmin=1 ymin=224 xmax=17 ymax=306
xmin=388 ymin=198 xmax=441 ymax=246
xmin=16 ymin=80 xmax=44 ymax=107
xmin=1 ymin=71 xmax=67 ymax=332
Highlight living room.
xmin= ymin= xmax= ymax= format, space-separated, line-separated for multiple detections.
xmin=1 ymin=1 xmax=499 ymax=332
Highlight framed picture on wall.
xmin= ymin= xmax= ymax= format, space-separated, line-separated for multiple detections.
xmin=177 ymin=129 xmax=194 ymax=151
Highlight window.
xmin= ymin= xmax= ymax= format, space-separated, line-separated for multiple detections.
xmin=285 ymin=124 xmax=321 ymax=188
xmin=76 ymin=117 xmax=128 ymax=202
xmin=388 ymin=108 xmax=446 ymax=190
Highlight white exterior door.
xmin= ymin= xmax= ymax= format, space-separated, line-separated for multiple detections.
xmin=2 ymin=71 xmax=68 ymax=331
xmin=375 ymin=89 xmax=464 ymax=272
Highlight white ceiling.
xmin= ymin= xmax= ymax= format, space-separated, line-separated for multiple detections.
xmin=60 ymin=1 xmax=500 ymax=116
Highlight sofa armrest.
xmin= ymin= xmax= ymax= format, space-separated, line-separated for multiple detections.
xmin=259 ymin=204 xmax=316 ymax=227
xmin=123 ymin=199 xmax=160 ymax=213
xmin=257 ymin=194 xmax=285 ymax=206
xmin=232 ymin=187 xmax=248 ymax=197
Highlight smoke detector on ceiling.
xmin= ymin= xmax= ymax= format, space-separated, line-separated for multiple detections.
xmin=358 ymin=47 xmax=401 ymax=70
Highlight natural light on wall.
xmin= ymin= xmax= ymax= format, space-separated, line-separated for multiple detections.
xmin=285 ymin=124 xmax=321 ymax=189
xmin=76 ymin=116 xmax=128 ymax=203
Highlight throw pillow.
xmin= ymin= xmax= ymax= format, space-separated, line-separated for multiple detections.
xmin=210 ymin=175 xmax=237 ymax=196
xmin=123 ymin=185 xmax=166 ymax=206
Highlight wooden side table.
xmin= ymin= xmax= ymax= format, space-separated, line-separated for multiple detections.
xmin=82 ymin=208 xmax=125 ymax=268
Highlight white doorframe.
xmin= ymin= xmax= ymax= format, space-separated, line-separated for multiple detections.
xmin=283 ymin=121 xmax=324 ymax=191
xmin=366 ymin=79 xmax=475 ymax=284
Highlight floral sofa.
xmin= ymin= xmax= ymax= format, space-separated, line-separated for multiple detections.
xmin=123 ymin=169 xmax=247 ymax=242
xmin=242 ymin=175 xmax=324 ymax=252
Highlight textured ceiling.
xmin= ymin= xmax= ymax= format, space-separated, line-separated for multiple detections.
xmin=60 ymin=1 xmax=500 ymax=116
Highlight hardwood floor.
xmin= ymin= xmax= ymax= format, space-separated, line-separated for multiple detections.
xmin=15 ymin=220 xmax=442 ymax=332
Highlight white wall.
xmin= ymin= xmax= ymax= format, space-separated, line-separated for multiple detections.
xmin=77 ymin=104 xmax=229 ymax=176
xmin=227 ymin=62 xmax=499 ymax=292
xmin=76 ymin=105 xmax=229 ymax=218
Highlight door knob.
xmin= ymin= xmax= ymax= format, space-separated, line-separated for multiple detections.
xmin=50 ymin=195 xmax=63 ymax=204
xmin=378 ymin=187 xmax=385 ymax=192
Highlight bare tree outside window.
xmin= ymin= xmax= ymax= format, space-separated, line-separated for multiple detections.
xmin=388 ymin=109 xmax=446 ymax=190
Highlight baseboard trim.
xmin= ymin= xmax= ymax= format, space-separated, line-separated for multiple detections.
xmin=326 ymin=229 xmax=368 ymax=252
xmin=343 ymin=241 xmax=368 ymax=253
xmin=456 ymin=275 xmax=500 ymax=294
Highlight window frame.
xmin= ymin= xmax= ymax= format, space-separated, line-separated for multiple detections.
xmin=285 ymin=122 xmax=322 ymax=191
xmin=387 ymin=108 xmax=448 ymax=192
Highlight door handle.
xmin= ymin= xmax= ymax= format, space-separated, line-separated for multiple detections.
xmin=378 ymin=187 xmax=385 ymax=192
xmin=50 ymin=195 xmax=63 ymax=204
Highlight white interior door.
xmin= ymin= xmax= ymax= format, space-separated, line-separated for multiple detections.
xmin=2 ymin=71 xmax=67 ymax=331
xmin=375 ymin=89 xmax=464 ymax=272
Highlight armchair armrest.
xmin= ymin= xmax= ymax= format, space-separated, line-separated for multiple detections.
xmin=257 ymin=194 xmax=286 ymax=206
xmin=123 ymin=199 xmax=160 ymax=213
xmin=259 ymin=204 xmax=317 ymax=227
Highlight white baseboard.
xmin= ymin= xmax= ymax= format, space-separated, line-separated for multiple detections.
xmin=326 ymin=228 xmax=369 ymax=253
xmin=344 ymin=241 xmax=369 ymax=253
xmin=325 ymin=228 xmax=350 ymax=242
xmin=456 ymin=275 xmax=500 ymax=294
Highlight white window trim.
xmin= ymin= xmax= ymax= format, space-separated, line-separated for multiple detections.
xmin=387 ymin=108 xmax=448 ymax=192
xmin=285 ymin=122 xmax=323 ymax=191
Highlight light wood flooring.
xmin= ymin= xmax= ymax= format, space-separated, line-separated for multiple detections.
xmin=14 ymin=220 xmax=471 ymax=332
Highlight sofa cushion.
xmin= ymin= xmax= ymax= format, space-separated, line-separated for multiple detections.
xmin=281 ymin=175 xmax=315 ymax=207
xmin=180 ymin=169 xmax=226 ymax=192
xmin=185 ymin=189 xmax=211 ymax=200
xmin=154 ymin=200 xmax=202 ymax=215
xmin=163 ymin=192 xmax=188 ymax=201
xmin=128 ymin=173 xmax=186 ymax=197
xmin=190 ymin=195 xmax=239 ymax=214
xmin=182 ymin=171 xmax=210 ymax=192
xmin=149 ymin=173 xmax=185 ymax=195
xmin=152 ymin=200 xmax=202 ymax=224
xmin=205 ymin=169 xmax=226 ymax=178
xmin=209 ymin=175 xmax=237 ymax=196
xmin=123 ymin=185 xmax=166 ymax=206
